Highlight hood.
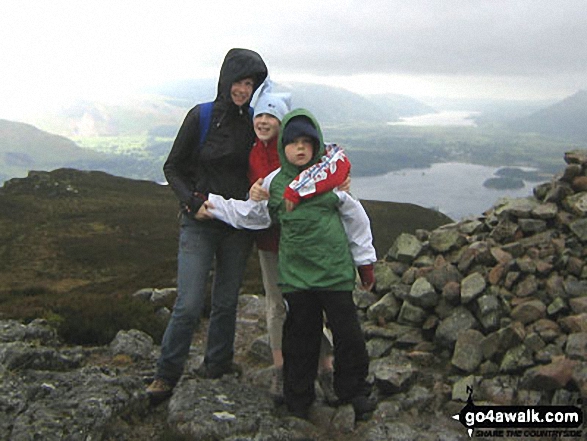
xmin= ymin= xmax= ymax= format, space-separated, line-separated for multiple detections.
xmin=216 ymin=48 xmax=268 ymax=106
xmin=277 ymin=108 xmax=325 ymax=177
xmin=253 ymin=78 xmax=292 ymax=121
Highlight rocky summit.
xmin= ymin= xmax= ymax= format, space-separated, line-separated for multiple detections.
xmin=2 ymin=151 xmax=587 ymax=440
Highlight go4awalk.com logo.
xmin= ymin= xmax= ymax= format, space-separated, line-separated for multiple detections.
xmin=453 ymin=387 xmax=584 ymax=438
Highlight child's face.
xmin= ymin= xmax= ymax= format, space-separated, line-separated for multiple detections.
xmin=284 ymin=136 xmax=314 ymax=167
xmin=231 ymin=77 xmax=254 ymax=106
xmin=254 ymin=114 xmax=280 ymax=142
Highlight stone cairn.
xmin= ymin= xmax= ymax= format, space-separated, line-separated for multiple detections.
xmin=363 ymin=150 xmax=587 ymax=407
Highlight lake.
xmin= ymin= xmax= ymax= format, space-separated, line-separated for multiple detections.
xmin=388 ymin=111 xmax=480 ymax=127
xmin=352 ymin=162 xmax=542 ymax=221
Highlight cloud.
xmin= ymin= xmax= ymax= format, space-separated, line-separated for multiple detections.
xmin=259 ymin=0 xmax=587 ymax=78
xmin=0 ymin=0 xmax=585 ymax=111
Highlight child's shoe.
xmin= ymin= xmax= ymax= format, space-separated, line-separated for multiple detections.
xmin=351 ymin=395 xmax=376 ymax=421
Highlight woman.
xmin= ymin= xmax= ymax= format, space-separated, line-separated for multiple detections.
xmin=146 ymin=48 xmax=268 ymax=401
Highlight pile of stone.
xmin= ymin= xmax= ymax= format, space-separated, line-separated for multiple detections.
xmin=364 ymin=150 xmax=587 ymax=406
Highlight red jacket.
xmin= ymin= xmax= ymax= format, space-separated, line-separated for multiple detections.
xmin=248 ymin=137 xmax=281 ymax=252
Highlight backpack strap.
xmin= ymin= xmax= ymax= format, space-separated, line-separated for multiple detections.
xmin=198 ymin=101 xmax=214 ymax=147
xmin=198 ymin=102 xmax=255 ymax=148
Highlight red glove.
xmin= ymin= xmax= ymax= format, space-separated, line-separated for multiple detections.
xmin=358 ymin=264 xmax=375 ymax=291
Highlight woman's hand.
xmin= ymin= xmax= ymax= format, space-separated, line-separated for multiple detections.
xmin=195 ymin=201 xmax=215 ymax=220
xmin=250 ymin=178 xmax=269 ymax=201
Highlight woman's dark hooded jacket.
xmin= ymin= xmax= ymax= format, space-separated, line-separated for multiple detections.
xmin=163 ymin=48 xmax=268 ymax=214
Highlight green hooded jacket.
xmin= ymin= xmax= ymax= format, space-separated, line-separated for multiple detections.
xmin=268 ymin=109 xmax=356 ymax=293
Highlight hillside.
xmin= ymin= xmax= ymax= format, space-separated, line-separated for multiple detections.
xmin=0 ymin=119 xmax=165 ymax=184
xmin=0 ymin=168 xmax=451 ymax=331
xmin=0 ymin=119 xmax=103 ymax=182
xmin=509 ymin=90 xmax=587 ymax=139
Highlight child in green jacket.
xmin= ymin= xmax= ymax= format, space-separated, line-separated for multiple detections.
xmin=208 ymin=108 xmax=376 ymax=420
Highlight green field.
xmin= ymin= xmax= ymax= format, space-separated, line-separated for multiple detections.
xmin=71 ymin=124 xmax=586 ymax=182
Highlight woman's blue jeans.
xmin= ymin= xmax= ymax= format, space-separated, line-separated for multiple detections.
xmin=156 ymin=215 xmax=253 ymax=385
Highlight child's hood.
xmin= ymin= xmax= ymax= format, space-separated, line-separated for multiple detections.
xmin=277 ymin=108 xmax=325 ymax=176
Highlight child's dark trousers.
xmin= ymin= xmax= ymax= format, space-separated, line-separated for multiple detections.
xmin=282 ymin=290 xmax=371 ymax=415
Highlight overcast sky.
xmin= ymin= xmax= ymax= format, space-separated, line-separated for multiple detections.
xmin=1 ymin=0 xmax=586 ymax=118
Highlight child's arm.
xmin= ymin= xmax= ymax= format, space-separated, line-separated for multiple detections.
xmin=283 ymin=143 xmax=351 ymax=211
xmin=335 ymin=189 xmax=377 ymax=290
xmin=207 ymin=171 xmax=276 ymax=230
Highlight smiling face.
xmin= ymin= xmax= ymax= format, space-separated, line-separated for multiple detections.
xmin=230 ymin=77 xmax=254 ymax=106
xmin=284 ymin=136 xmax=315 ymax=167
xmin=254 ymin=113 xmax=281 ymax=142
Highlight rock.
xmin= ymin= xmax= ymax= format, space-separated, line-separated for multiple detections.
xmin=452 ymin=375 xmax=480 ymax=401
xmin=565 ymin=332 xmax=587 ymax=361
xmin=479 ymin=376 xmax=517 ymax=405
xmin=564 ymin=150 xmax=587 ymax=165
xmin=330 ymin=404 xmax=355 ymax=433
xmin=434 ymin=307 xmax=479 ymax=349
xmin=563 ymin=192 xmax=587 ymax=216
xmin=151 ymin=287 xmax=177 ymax=303
xmin=387 ymin=233 xmax=422 ymax=264
xmin=476 ymin=294 xmax=504 ymax=332
xmin=110 ymin=329 xmax=154 ymax=361
xmin=353 ymin=288 xmax=379 ymax=309
xmin=510 ymin=299 xmax=546 ymax=325
xmin=531 ymin=202 xmax=558 ymax=219
xmin=373 ymin=262 xmax=402 ymax=293
xmin=570 ymin=297 xmax=587 ymax=314
xmin=564 ymin=278 xmax=587 ymax=297
xmin=494 ymin=197 xmax=540 ymax=218
xmin=248 ymin=334 xmax=272 ymax=363
xmin=441 ymin=281 xmax=460 ymax=305
xmin=451 ymin=329 xmax=484 ymax=373
xmin=367 ymin=292 xmax=400 ymax=323
xmin=518 ymin=218 xmax=547 ymax=234
xmin=460 ymin=272 xmax=486 ymax=304
xmin=429 ymin=227 xmax=465 ymax=253
xmin=500 ymin=345 xmax=535 ymax=373
xmin=407 ymin=277 xmax=438 ymax=309
xmin=397 ymin=301 xmax=427 ymax=326
xmin=559 ymin=313 xmax=587 ymax=333
xmin=521 ymin=357 xmax=577 ymax=390
xmin=569 ymin=218 xmax=587 ymax=242
xmin=514 ymin=274 xmax=538 ymax=297
xmin=571 ymin=361 xmax=587 ymax=398
xmin=0 ymin=341 xmax=84 ymax=371
xmin=372 ymin=358 xmax=417 ymax=395
xmin=366 ymin=338 xmax=394 ymax=358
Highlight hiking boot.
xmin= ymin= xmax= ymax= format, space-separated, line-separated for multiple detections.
xmin=269 ymin=366 xmax=284 ymax=405
xmin=196 ymin=361 xmax=243 ymax=379
xmin=351 ymin=395 xmax=376 ymax=421
xmin=146 ymin=378 xmax=173 ymax=405
xmin=317 ymin=370 xmax=338 ymax=406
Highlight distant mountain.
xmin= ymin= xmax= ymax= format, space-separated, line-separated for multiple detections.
xmin=363 ymin=93 xmax=436 ymax=119
xmin=0 ymin=119 xmax=160 ymax=184
xmin=508 ymin=90 xmax=587 ymax=139
xmin=19 ymin=80 xmax=436 ymax=139
xmin=273 ymin=82 xmax=405 ymax=123
xmin=32 ymin=96 xmax=186 ymax=137
xmin=146 ymin=79 xmax=436 ymax=124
